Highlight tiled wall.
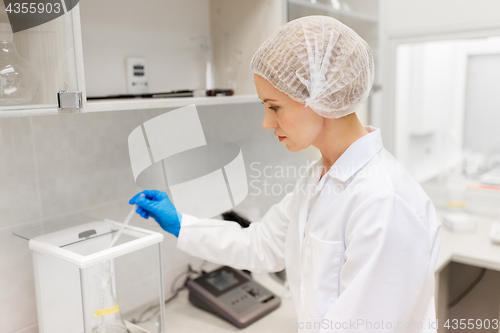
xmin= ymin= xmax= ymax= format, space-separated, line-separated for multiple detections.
xmin=0 ymin=102 xmax=318 ymax=332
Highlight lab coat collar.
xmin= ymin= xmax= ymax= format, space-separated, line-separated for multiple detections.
xmin=322 ymin=126 xmax=383 ymax=183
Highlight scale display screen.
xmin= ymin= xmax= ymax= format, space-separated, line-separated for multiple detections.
xmin=195 ymin=267 xmax=248 ymax=297
xmin=206 ymin=270 xmax=239 ymax=291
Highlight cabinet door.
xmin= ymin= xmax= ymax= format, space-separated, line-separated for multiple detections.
xmin=0 ymin=1 xmax=84 ymax=113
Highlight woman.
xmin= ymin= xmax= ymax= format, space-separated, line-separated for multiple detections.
xmin=130 ymin=16 xmax=441 ymax=333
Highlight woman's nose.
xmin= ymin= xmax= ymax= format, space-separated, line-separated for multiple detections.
xmin=262 ymin=110 xmax=277 ymax=130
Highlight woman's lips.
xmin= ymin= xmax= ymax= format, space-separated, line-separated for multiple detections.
xmin=278 ymin=136 xmax=286 ymax=142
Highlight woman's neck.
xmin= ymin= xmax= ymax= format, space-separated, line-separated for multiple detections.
xmin=313 ymin=113 xmax=368 ymax=177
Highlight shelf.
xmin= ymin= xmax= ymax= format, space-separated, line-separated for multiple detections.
xmin=86 ymin=95 xmax=261 ymax=113
xmin=288 ymin=0 xmax=378 ymax=23
xmin=0 ymin=95 xmax=261 ymax=118
xmin=0 ymin=105 xmax=68 ymax=118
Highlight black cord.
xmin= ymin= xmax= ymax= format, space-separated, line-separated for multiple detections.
xmin=132 ymin=292 xmax=180 ymax=324
xmin=448 ymin=268 xmax=487 ymax=309
xmin=170 ymin=267 xmax=192 ymax=294
xmin=198 ymin=260 xmax=208 ymax=275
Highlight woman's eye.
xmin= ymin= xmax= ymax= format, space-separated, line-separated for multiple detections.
xmin=261 ymin=102 xmax=279 ymax=112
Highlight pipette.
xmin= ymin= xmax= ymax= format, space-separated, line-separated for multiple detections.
xmin=108 ymin=194 xmax=144 ymax=248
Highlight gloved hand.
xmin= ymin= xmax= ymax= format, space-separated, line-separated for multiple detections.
xmin=129 ymin=190 xmax=182 ymax=237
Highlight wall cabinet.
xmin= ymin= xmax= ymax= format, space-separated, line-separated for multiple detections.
xmin=0 ymin=1 xmax=84 ymax=116
xmin=0 ymin=0 xmax=380 ymax=118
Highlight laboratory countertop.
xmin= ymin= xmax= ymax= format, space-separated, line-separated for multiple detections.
xmin=154 ymin=272 xmax=297 ymax=333
xmin=435 ymin=212 xmax=500 ymax=273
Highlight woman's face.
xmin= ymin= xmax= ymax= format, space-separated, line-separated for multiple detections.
xmin=254 ymin=74 xmax=324 ymax=152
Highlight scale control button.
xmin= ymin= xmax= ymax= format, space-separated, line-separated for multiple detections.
xmin=247 ymin=288 xmax=261 ymax=297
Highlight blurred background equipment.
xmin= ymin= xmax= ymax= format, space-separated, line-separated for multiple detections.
xmin=0 ymin=23 xmax=38 ymax=105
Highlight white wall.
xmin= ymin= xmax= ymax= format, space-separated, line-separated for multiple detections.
xmin=210 ymin=0 xmax=286 ymax=95
xmin=384 ymin=0 xmax=500 ymax=37
xmin=80 ymin=0 xmax=210 ymax=97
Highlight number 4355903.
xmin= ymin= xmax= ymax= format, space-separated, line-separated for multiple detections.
xmin=6 ymin=2 xmax=62 ymax=14
xmin=444 ymin=319 xmax=499 ymax=330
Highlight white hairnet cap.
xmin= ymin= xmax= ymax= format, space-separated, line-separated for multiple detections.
xmin=251 ymin=16 xmax=374 ymax=118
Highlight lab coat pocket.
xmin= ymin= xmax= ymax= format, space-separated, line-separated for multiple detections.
xmin=300 ymin=234 xmax=343 ymax=319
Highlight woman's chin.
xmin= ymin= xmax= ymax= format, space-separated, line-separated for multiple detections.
xmin=285 ymin=143 xmax=304 ymax=153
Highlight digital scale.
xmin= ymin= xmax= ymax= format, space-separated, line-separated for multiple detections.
xmin=13 ymin=219 xmax=165 ymax=333
xmin=187 ymin=266 xmax=281 ymax=328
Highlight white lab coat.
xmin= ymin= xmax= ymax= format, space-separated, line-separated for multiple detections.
xmin=176 ymin=126 xmax=442 ymax=332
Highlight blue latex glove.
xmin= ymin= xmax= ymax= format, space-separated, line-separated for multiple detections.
xmin=129 ymin=190 xmax=182 ymax=237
